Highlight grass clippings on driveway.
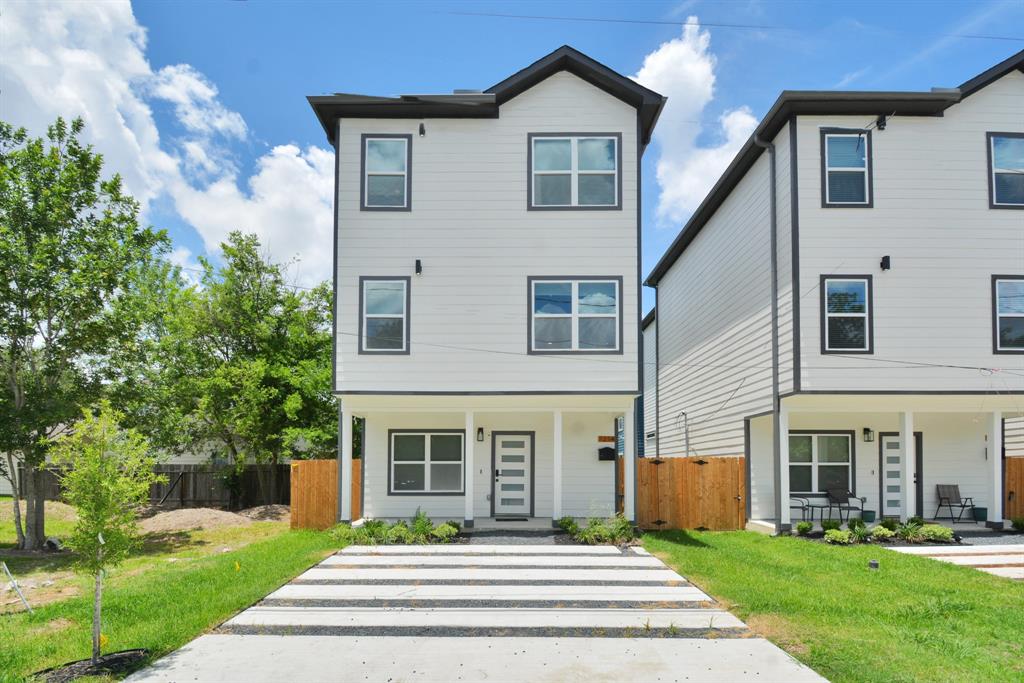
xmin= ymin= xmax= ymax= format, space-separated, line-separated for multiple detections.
xmin=644 ymin=530 xmax=1024 ymax=683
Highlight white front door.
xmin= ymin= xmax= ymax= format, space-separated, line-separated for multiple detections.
xmin=494 ymin=433 xmax=532 ymax=516
xmin=881 ymin=434 xmax=918 ymax=519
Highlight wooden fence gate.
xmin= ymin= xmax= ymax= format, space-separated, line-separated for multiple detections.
xmin=290 ymin=459 xmax=362 ymax=530
xmin=1007 ymin=457 xmax=1024 ymax=520
xmin=636 ymin=456 xmax=746 ymax=531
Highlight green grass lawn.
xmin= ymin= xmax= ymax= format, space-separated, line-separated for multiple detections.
xmin=645 ymin=530 xmax=1024 ymax=683
xmin=0 ymin=497 xmax=340 ymax=681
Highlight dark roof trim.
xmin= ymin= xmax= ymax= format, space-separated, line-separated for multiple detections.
xmin=641 ymin=308 xmax=656 ymax=331
xmin=644 ymin=51 xmax=1024 ymax=287
xmin=308 ymin=45 xmax=667 ymax=146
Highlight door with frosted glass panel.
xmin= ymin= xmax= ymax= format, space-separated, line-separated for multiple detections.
xmin=879 ymin=433 xmax=923 ymax=519
xmin=493 ymin=432 xmax=533 ymax=516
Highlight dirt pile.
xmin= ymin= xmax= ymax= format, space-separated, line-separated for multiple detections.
xmin=139 ymin=508 xmax=252 ymax=533
xmin=237 ymin=504 xmax=290 ymax=522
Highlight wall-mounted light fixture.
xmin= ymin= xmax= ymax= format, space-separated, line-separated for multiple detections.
xmin=418 ymin=122 xmax=426 ymax=137
xmin=476 ymin=427 xmax=484 ymax=442
xmin=875 ymin=114 xmax=887 ymax=131
xmin=863 ymin=427 xmax=875 ymax=443
xmin=415 ymin=259 xmax=422 ymax=276
xmin=880 ymin=255 xmax=891 ymax=271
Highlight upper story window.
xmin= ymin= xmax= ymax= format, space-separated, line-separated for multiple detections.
xmin=359 ymin=277 xmax=409 ymax=354
xmin=361 ymin=135 xmax=411 ymax=210
xmin=820 ymin=276 xmax=873 ymax=354
xmin=987 ymin=133 xmax=1024 ymax=208
xmin=529 ymin=277 xmax=622 ymax=354
xmin=820 ymin=129 xmax=872 ymax=207
xmin=528 ymin=134 xmax=621 ymax=210
xmin=993 ymin=276 xmax=1024 ymax=354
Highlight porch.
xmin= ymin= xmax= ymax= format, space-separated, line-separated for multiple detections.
xmin=336 ymin=394 xmax=637 ymax=528
xmin=746 ymin=394 xmax=1024 ymax=532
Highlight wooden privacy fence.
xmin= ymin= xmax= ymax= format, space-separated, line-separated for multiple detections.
xmin=1007 ymin=457 xmax=1024 ymax=519
xmin=637 ymin=456 xmax=746 ymax=531
xmin=290 ymin=458 xmax=361 ymax=530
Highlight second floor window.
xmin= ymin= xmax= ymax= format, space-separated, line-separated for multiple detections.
xmin=821 ymin=276 xmax=873 ymax=354
xmin=821 ymin=129 xmax=872 ymax=207
xmin=529 ymin=277 xmax=621 ymax=353
xmin=994 ymin=276 xmax=1024 ymax=353
xmin=359 ymin=277 xmax=409 ymax=354
xmin=529 ymin=134 xmax=620 ymax=209
xmin=362 ymin=135 xmax=411 ymax=210
xmin=988 ymin=133 xmax=1024 ymax=208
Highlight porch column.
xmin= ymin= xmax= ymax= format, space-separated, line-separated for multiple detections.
xmin=623 ymin=407 xmax=636 ymax=522
xmin=552 ymin=410 xmax=563 ymax=521
xmin=899 ymin=412 xmax=914 ymax=522
xmin=464 ymin=411 xmax=475 ymax=527
xmin=989 ymin=411 xmax=1003 ymax=528
xmin=776 ymin=406 xmax=791 ymax=528
xmin=339 ymin=404 xmax=353 ymax=522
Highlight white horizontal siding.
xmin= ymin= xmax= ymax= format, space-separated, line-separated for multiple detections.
xmin=336 ymin=71 xmax=639 ymax=393
xmin=642 ymin=319 xmax=657 ymax=453
xmin=795 ymin=71 xmax=1024 ymax=391
xmin=1007 ymin=415 xmax=1024 ymax=458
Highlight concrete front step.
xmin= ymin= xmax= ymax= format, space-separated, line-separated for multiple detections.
xmin=888 ymin=544 xmax=1024 ymax=555
xmin=323 ymin=554 xmax=664 ymax=567
xmin=339 ymin=544 xmax=624 ymax=555
xmin=298 ymin=567 xmax=686 ymax=583
xmin=269 ymin=583 xmax=711 ymax=602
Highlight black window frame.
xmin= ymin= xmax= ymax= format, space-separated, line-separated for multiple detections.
xmin=527 ymin=132 xmax=623 ymax=211
xmin=820 ymin=128 xmax=873 ymax=208
xmin=358 ymin=276 xmax=411 ymax=355
xmin=820 ymin=275 xmax=874 ymax=355
xmin=992 ymin=274 xmax=1024 ymax=355
xmin=387 ymin=429 xmax=466 ymax=496
xmin=360 ymin=133 xmax=412 ymax=211
xmin=986 ymin=132 xmax=1024 ymax=210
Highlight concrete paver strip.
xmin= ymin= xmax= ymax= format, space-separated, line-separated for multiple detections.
xmin=340 ymin=543 xmax=624 ymax=555
xmin=270 ymin=582 xmax=711 ymax=601
xmin=297 ymin=567 xmax=686 ymax=583
xmin=887 ymin=544 xmax=1023 ymax=580
xmin=323 ymin=553 xmax=665 ymax=567
xmin=889 ymin=544 xmax=1024 ymax=556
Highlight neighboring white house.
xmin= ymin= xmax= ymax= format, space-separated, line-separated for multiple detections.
xmin=309 ymin=47 xmax=665 ymax=527
xmin=643 ymin=50 xmax=1024 ymax=532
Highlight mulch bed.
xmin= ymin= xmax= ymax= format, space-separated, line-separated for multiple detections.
xmin=35 ymin=649 xmax=148 ymax=683
xmin=794 ymin=531 xmax=961 ymax=546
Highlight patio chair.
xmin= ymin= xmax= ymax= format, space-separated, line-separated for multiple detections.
xmin=934 ymin=484 xmax=975 ymax=522
xmin=825 ymin=489 xmax=863 ymax=522
xmin=790 ymin=496 xmax=810 ymax=522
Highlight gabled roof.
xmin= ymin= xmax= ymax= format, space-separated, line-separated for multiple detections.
xmin=644 ymin=49 xmax=1024 ymax=287
xmin=308 ymin=45 xmax=666 ymax=145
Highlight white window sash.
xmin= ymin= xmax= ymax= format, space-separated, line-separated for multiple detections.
xmin=824 ymin=133 xmax=869 ymax=205
xmin=363 ymin=280 xmax=407 ymax=352
xmin=532 ymin=280 xmax=619 ymax=351
xmin=364 ymin=138 xmax=408 ymax=208
xmin=824 ymin=279 xmax=869 ymax=351
xmin=991 ymin=137 xmax=1024 ymax=206
xmin=390 ymin=433 xmax=464 ymax=494
xmin=531 ymin=137 xmax=618 ymax=207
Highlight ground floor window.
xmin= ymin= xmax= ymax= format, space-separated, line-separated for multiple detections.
xmin=389 ymin=431 xmax=464 ymax=494
xmin=789 ymin=431 xmax=853 ymax=494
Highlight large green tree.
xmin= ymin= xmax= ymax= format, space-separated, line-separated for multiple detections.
xmin=0 ymin=118 xmax=167 ymax=550
xmin=122 ymin=232 xmax=336 ymax=503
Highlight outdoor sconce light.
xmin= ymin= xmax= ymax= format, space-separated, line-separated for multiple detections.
xmin=880 ymin=255 xmax=891 ymax=271
xmin=418 ymin=122 xmax=426 ymax=137
xmin=476 ymin=428 xmax=484 ymax=442
xmin=863 ymin=427 xmax=875 ymax=442
xmin=415 ymin=259 xmax=422 ymax=275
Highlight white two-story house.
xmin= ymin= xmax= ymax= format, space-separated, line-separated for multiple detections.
xmin=643 ymin=50 xmax=1024 ymax=532
xmin=309 ymin=47 xmax=665 ymax=528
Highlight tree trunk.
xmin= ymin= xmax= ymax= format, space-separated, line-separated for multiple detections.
xmin=5 ymin=452 xmax=25 ymax=548
xmin=92 ymin=569 xmax=103 ymax=665
xmin=22 ymin=467 xmax=45 ymax=550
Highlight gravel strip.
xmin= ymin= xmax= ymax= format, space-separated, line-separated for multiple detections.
xmin=215 ymin=624 xmax=747 ymax=639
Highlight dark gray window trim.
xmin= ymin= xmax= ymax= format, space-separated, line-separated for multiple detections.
xmin=489 ymin=431 xmax=536 ymax=517
xmin=360 ymin=133 xmax=412 ymax=212
xmin=358 ymin=276 xmax=411 ymax=355
xmin=387 ymin=429 xmax=466 ymax=496
xmin=788 ymin=429 xmax=857 ymax=497
xmin=819 ymin=127 xmax=873 ymax=208
xmin=527 ymin=132 xmax=623 ymax=211
xmin=877 ymin=431 xmax=923 ymax=519
xmin=788 ymin=117 xmax=802 ymax=391
xmin=992 ymin=274 xmax=1024 ymax=355
xmin=819 ymin=274 xmax=874 ymax=355
xmin=986 ymin=132 xmax=1024 ymax=210
xmin=527 ymin=275 xmax=625 ymax=355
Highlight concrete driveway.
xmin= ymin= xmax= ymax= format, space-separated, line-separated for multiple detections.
xmin=127 ymin=543 xmax=825 ymax=682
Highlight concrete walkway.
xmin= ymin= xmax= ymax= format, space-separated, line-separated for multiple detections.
xmin=127 ymin=543 xmax=825 ymax=682
xmin=888 ymin=543 xmax=1024 ymax=580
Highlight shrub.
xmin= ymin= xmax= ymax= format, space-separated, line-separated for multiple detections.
xmin=576 ymin=518 xmax=611 ymax=545
xmin=410 ymin=509 xmax=434 ymax=543
xmin=556 ymin=516 xmax=579 ymax=535
xmin=879 ymin=518 xmax=900 ymax=532
xmin=431 ymin=522 xmax=459 ymax=542
xmin=824 ymin=529 xmax=853 ymax=545
xmin=850 ymin=525 xmax=871 ymax=543
xmin=795 ymin=521 xmax=814 ymax=536
xmin=920 ymin=524 xmax=954 ymax=543
xmin=871 ymin=525 xmax=896 ymax=540
xmin=444 ymin=520 xmax=462 ymax=534
xmin=847 ymin=517 xmax=865 ymax=530
xmin=908 ymin=516 xmax=925 ymax=526
xmin=821 ymin=519 xmax=842 ymax=532
xmin=1011 ymin=517 xmax=1024 ymax=532
xmin=386 ymin=520 xmax=412 ymax=544
xmin=607 ymin=514 xmax=636 ymax=544
xmin=361 ymin=519 xmax=389 ymax=544
xmin=897 ymin=521 xmax=924 ymax=543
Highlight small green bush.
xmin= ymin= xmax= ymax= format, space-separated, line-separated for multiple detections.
xmin=607 ymin=514 xmax=635 ymax=543
xmin=871 ymin=525 xmax=895 ymax=540
xmin=908 ymin=516 xmax=925 ymax=526
xmin=410 ymin=509 xmax=434 ymax=543
xmin=795 ymin=521 xmax=813 ymax=536
xmin=1011 ymin=517 xmax=1024 ymax=531
xmin=824 ymin=529 xmax=853 ymax=545
xmin=879 ymin=518 xmax=899 ymax=532
xmin=919 ymin=524 xmax=954 ymax=542
xmin=576 ymin=518 xmax=611 ymax=545
xmin=850 ymin=525 xmax=871 ymax=543
xmin=847 ymin=517 xmax=865 ymax=530
xmin=386 ymin=520 xmax=412 ymax=544
xmin=556 ymin=516 xmax=579 ymax=535
xmin=821 ymin=519 xmax=842 ymax=532
xmin=431 ymin=522 xmax=459 ymax=542
xmin=897 ymin=521 xmax=924 ymax=543
xmin=566 ymin=514 xmax=636 ymax=545
xmin=361 ymin=519 xmax=389 ymax=544
xmin=444 ymin=520 xmax=462 ymax=534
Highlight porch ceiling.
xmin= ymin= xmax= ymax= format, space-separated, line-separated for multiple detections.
xmin=782 ymin=393 xmax=1024 ymax=415
xmin=338 ymin=393 xmax=635 ymax=413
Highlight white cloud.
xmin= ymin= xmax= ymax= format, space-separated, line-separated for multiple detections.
xmin=634 ymin=19 xmax=758 ymax=225
xmin=0 ymin=1 xmax=334 ymax=287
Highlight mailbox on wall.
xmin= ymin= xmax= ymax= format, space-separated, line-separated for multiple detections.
xmin=598 ymin=446 xmax=616 ymax=461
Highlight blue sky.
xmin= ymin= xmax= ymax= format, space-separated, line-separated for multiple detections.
xmin=4 ymin=0 xmax=1023 ymax=310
